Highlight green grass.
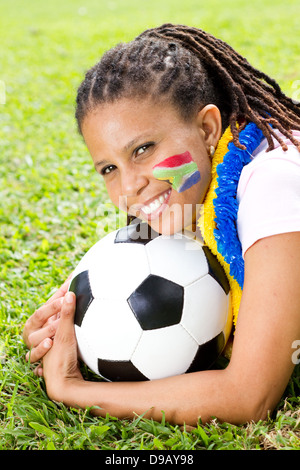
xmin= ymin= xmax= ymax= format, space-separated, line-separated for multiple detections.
xmin=0 ymin=0 xmax=300 ymax=450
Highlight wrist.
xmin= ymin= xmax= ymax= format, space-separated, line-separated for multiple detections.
xmin=45 ymin=375 xmax=83 ymax=406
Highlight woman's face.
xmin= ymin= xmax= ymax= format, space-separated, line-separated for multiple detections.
xmin=81 ymin=97 xmax=221 ymax=235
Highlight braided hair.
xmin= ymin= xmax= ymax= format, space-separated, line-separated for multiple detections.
xmin=75 ymin=23 xmax=300 ymax=152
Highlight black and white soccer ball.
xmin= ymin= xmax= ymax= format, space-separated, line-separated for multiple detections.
xmin=69 ymin=222 xmax=232 ymax=382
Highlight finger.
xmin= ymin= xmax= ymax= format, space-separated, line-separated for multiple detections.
xmin=25 ymin=297 xmax=64 ymax=334
xmin=34 ymin=365 xmax=44 ymax=377
xmin=27 ymin=317 xmax=60 ymax=349
xmin=54 ymin=292 xmax=76 ymax=345
xmin=23 ymin=277 xmax=72 ymax=345
xmin=26 ymin=337 xmax=53 ymax=363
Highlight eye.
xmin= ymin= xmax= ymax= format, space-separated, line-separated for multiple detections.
xmin=135 ymin=142 xmax=154 ymax=157
xmin=100 ymin=164 xmax=116 ymax=176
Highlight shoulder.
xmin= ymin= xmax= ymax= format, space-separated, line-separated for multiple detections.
xmin=238 ymin=129 xmax=300 ymax=199
xmin=237 ymin=130 xmax=300 ymax=257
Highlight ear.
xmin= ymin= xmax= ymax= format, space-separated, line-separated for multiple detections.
xmin=196 ymin=104 xmax=222 ymax=151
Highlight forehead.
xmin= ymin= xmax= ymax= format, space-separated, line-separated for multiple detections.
xmin=81 ymin=97 xmax=189 ymax=152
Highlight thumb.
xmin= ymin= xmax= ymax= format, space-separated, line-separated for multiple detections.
xmin=55 ymin=291 xmax=76 ymax=344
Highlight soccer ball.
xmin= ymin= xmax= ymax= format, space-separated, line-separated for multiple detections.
xmin=69 ymin=222 xmax=232 ymax=382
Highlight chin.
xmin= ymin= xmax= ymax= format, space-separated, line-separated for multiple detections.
xmin=133 ymin=201 xmax=197 ymax=236
xmin=147 ymin=215 xmax=185 ymax=237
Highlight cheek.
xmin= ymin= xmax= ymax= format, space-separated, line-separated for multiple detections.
xmin=152 ymin=151 xmax=201 ymax=193
xmin=105 ymin=183 xmax=124 ymax=211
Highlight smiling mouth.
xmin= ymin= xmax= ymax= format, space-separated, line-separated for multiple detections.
xmin=137 ymin=189 xmax=171 ymax=219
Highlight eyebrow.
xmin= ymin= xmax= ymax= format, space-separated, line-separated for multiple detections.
xmin=94 ymin=159 xmax=108 ymax=169
xmin=123 ymin=133 xmax=151 ymax=153
xmin=94 ymin=133 xmax=152 ymax=169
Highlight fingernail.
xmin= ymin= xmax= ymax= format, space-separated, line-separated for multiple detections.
xmin=65 ymin=292 xmax=74 ymax=303
xmin=44 ymin=338 xmax=52 ymax=349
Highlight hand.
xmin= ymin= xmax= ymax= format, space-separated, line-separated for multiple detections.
xmin=42 ymin=291 xmax=84 ymax=404
xmin=23 ymin=276 xmax=71 ymax=365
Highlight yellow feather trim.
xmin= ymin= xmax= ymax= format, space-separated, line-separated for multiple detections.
xmin=198 ymin=127 xmax=242 ymax=327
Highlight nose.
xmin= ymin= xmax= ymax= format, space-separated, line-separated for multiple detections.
xmin=121 ymin=168 xmax=149 ymax=198
xmin=118 ymin=167 xmax=149 ymax=214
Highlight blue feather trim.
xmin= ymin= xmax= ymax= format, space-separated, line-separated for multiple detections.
xmin=213 ymin=123 xmax=265 ymax=289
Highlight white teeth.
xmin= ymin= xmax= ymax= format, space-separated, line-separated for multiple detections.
xmin=141 ymin=190 xmax=170 ymax=215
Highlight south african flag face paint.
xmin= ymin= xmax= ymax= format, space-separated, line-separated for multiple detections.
xmin=152 ymin=151 xmax=201 ymax=193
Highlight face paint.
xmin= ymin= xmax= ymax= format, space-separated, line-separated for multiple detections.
xmin=152 ymin=151 xmax=201 ymax=193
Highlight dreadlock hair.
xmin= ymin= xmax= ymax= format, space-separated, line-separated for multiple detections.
xmin=75 ymin=23 xmax=300 ymax=153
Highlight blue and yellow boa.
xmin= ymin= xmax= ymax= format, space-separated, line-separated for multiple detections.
xmin=198 ymin=122 xmax=264 ymax=326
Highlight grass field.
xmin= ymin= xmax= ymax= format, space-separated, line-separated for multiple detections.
xmin=0 ymin=0 xmax=300 ymax=450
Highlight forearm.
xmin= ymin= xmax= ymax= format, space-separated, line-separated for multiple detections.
xmin=51 ymin=368 xmax=256 ymax=426
xmin=43 ymin=234 xmax=300 ymax=426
